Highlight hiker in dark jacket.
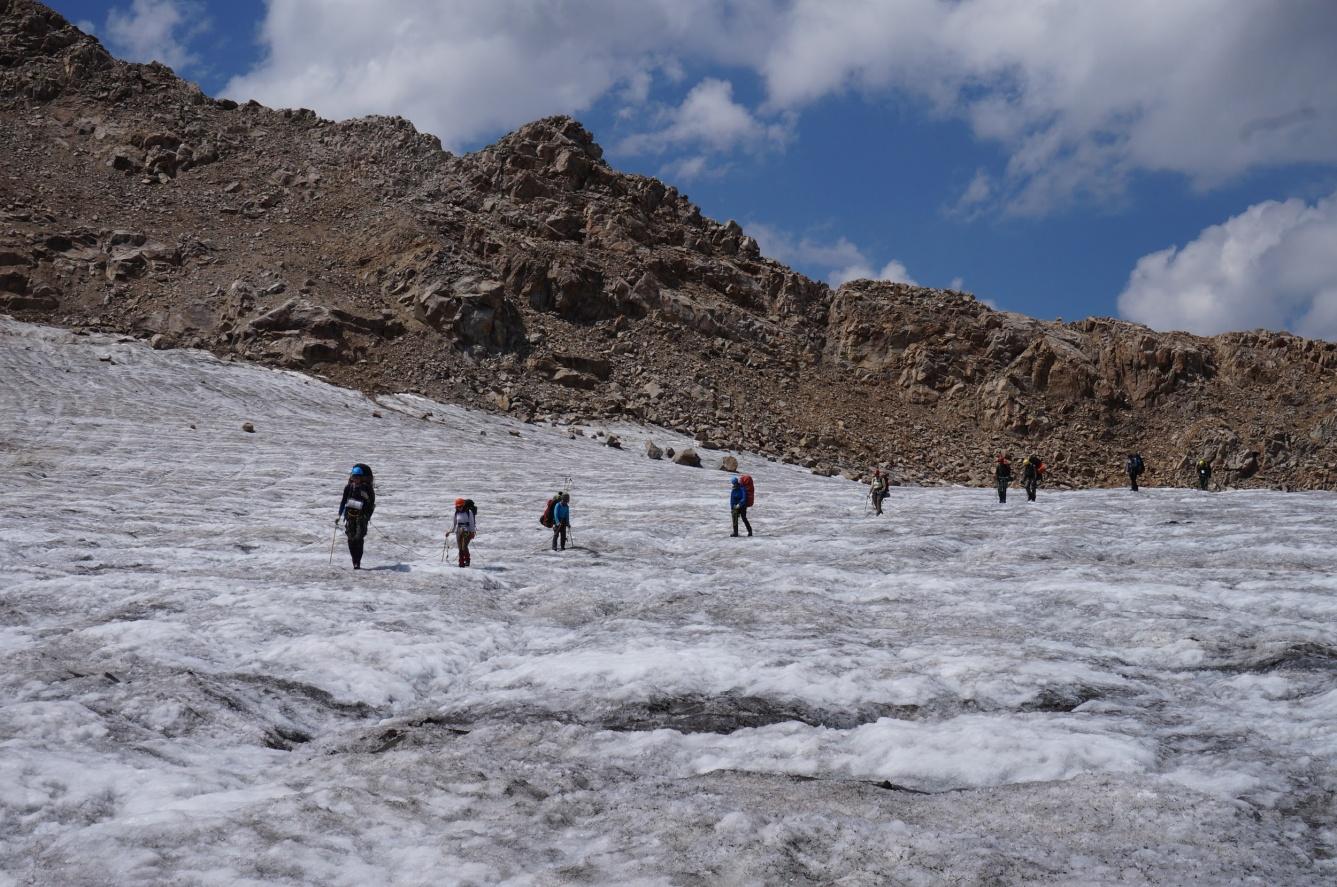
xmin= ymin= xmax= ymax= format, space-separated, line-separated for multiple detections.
xmin=994 ymin=454 xmax=1013 ymax=503
xmin=870 ymin=468 xmax=889 ymax=515
xmin=1127 ymin=453 xmax=1146 ymax=491
xmin=551 ymin=493 xmax=570 ymax=550
xmin=730 ymin=477 xmax=752 ymax=537
xmin=1021 ymin=455 xmax=1043 ymax=502
xmin=337 ymin=466 xmax=375 ymax=569
xmin=1196 ymin=458 xmax=1213 ymax=491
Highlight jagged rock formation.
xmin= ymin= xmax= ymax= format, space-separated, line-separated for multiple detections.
xmin=3 ymin=0 xmax=1336 ymax=488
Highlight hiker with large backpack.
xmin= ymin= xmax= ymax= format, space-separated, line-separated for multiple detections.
xmin=994 ymin=454 xmax=1012 ymax=503
xmin=1196 ymin=457 xmax=1213 ymax=491
xmin=1127 ymin=453 xmax=1146 ymax=491
xmin=730 ymin=475 xmax=754 ymax=537
xmin=1021 ymin=455 xmax=1044 ymax=502
xmin=550 ymin=492 xmax=571 ymax=550
xmin=336 ymin=464 xmax=375 ymax=569
xmin=870 ymin=468 xmax=889 ymax=515
xmin=449 ymin=498 xmax=478 ymax=567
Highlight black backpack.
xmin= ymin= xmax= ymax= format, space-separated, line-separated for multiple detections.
xmin=464 ymin=499 xmax=477 ymax=517
xmin=1131 ymin=455 xmax=1144 ymax=474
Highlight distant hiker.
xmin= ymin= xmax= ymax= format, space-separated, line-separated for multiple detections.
xmin=1196 ymin=458 xmax=1213 ymax=491
xmin=551 ymin=492 xmax=571 ymax=550
xmin=450 ymin=498 xmax=477 ymax=567
xmin=337 ymin=464 xmax=375 ymax=569
xmin=994 ymin=453 xmax=1012 ymax=503
xmin=870 ymin=469 xmax=889 ymax=515
xmin=1021 ymin=455 xmax=1045 ymax=502
xmin=1126 ymin=453 xmax=1146 ymax=491
xmin=730 ymin=476 xmax=753 ymax=537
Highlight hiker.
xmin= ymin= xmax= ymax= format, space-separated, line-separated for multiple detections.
xmin=337 ymin=464 xmax=375 ymax=569
xmin=1021 ymin=455 xmax=1044 ymax=502
xmin=994 ymin=453 xmax=1012 ymax=503
xmin=1126 ymin=453 xmax=1146 ymax=491
xmin=551 ymin=492 xmax=571 ymax=550
xmin=870 ymin=468 xmax=889 ymax=515
xmin=730 ymin=476 xmax=753 ymax=537
xmin=449 ymin=498 xmax=477 ymax=567
xmin=1196 ymin=458 xmax=1213 ymax=491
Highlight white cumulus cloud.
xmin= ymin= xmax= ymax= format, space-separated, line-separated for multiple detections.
xmin=103 ymin=0 xmax=208 ymax=73
xmin=224 ymin=0 xmax=776 ymax=152
xmin=1117 ymin=190 xmax=1337 ymax=339
xmin=757 ymin=0 xmax=1337 ymax=214
xmin=748 ymin=223 xmax=919 ymax=287
xmin=220 ymin=1 xmax=1337 ymax=213
xmin=617 ymin=78 xmax=792 ymax=157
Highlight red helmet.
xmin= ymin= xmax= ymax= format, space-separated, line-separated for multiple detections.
xmin=454 ymin=498 xmax=466 ymax=508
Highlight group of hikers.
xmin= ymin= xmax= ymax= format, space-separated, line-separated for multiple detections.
xmin=334 ymin=464 xmax=758 ymax=569
xmin=334 ymin=450 xmax=1222 ymax=568
xmin=987 ymin=451 xmax=1217 ymax=503
xmin=336 ymin=464 xmax=482 ymax=569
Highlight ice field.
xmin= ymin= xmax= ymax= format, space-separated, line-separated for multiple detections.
xmin=2 ymin=317 xmax=1335 ymax=885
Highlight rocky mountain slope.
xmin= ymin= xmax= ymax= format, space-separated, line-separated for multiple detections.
xmin=3 ymin=0 xmax=1336 ymax=489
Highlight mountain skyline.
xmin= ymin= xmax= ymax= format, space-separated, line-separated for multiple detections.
xmin=49 ymin=0 xmax=1337 ymax=338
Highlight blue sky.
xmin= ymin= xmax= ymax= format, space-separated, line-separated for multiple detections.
xmin=53 ymin=1 xmax=1337 ymax=338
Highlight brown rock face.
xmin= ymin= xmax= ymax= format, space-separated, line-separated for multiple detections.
xmin=4 ymin=0 xmax=1337 ymax=489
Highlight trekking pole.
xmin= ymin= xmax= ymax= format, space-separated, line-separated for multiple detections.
xmin=441 ymin=529 xmax=453 ymax=564
xmin=329 ymin=521 xmax=339 ymax=564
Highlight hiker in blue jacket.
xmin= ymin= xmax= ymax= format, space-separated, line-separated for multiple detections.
xmin=551 ymin=492 xmax=571 ymax=550
xmin=730 ymin=476 xmax=752 ymax=537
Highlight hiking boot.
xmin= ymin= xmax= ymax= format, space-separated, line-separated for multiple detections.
xmin=731 ymin=532 xmax=739 ymax=537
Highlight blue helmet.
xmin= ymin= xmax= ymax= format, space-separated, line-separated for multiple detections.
xmin=731 ymin=476 xmax=740 ymax=485
xmin=350 ymin=466 xmax=364 ymax=476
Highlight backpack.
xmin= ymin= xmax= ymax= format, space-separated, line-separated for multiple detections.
xmin=540 ymin=498 xmax=556 ymax=528
xmin=353 ymin=463 xmax=374 ymax=487
xmin=1131 ymin=455 xmax=1144 ymax=474
xmin=739 ymin=475 xmax=755 ymax=507
xmin=464 ymin=499 xmax=478 ymax=517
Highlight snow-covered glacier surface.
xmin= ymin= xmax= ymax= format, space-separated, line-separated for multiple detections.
xmin=2 ymin=317 xmax=1335 ymax=886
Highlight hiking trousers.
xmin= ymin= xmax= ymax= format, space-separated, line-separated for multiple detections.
xmin=344 ymin=514 xmax=368 ymax=567
xmin=1129 ymin=472 xmax=1139 ymax=492
xmin=552 ymin=522 xmax=568 ymax=550
xmin=996 ymin=481 xmax=1008 ymax=503
xmin=732 ymin=506 xmax=752 ymax=536
xmin=457 ymin=530 xmax=474 ymax=566
xmin=1024 ymin=479 xmax=1038 ymax=501
xmin=1198 ymin=475 xmax=1210 ymax=490
xmin=872 ymin=490 xmax=887 ymax=514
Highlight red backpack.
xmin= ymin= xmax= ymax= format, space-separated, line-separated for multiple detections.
xmin=739 ymin=475 xmax=755 ymax=507
xmin=539 ymin=498 xmax=556 ymax=528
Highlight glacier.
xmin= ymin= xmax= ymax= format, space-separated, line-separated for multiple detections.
xmin=1 ymin=317 xmax=1334 ymax=885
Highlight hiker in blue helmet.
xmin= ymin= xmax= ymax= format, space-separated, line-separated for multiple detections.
xmin=730 ymin=476 xmax=752 ymax=537
xmin=337 ymin=464 xmax=375 ymax=569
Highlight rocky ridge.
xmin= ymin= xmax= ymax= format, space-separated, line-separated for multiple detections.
xmin=3 ymin=0 xmax=1336 ymax=489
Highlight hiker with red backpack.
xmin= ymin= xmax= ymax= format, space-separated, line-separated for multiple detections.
xmin=449 ymin=498 xmax=477 ymax=567
xmin=336 ymin=464 xmax=375 ymax=569
xmin=550 ymin=492 xmax=571 ymax=550
xmin=730 ymin=475 xmax=754 ymax=537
